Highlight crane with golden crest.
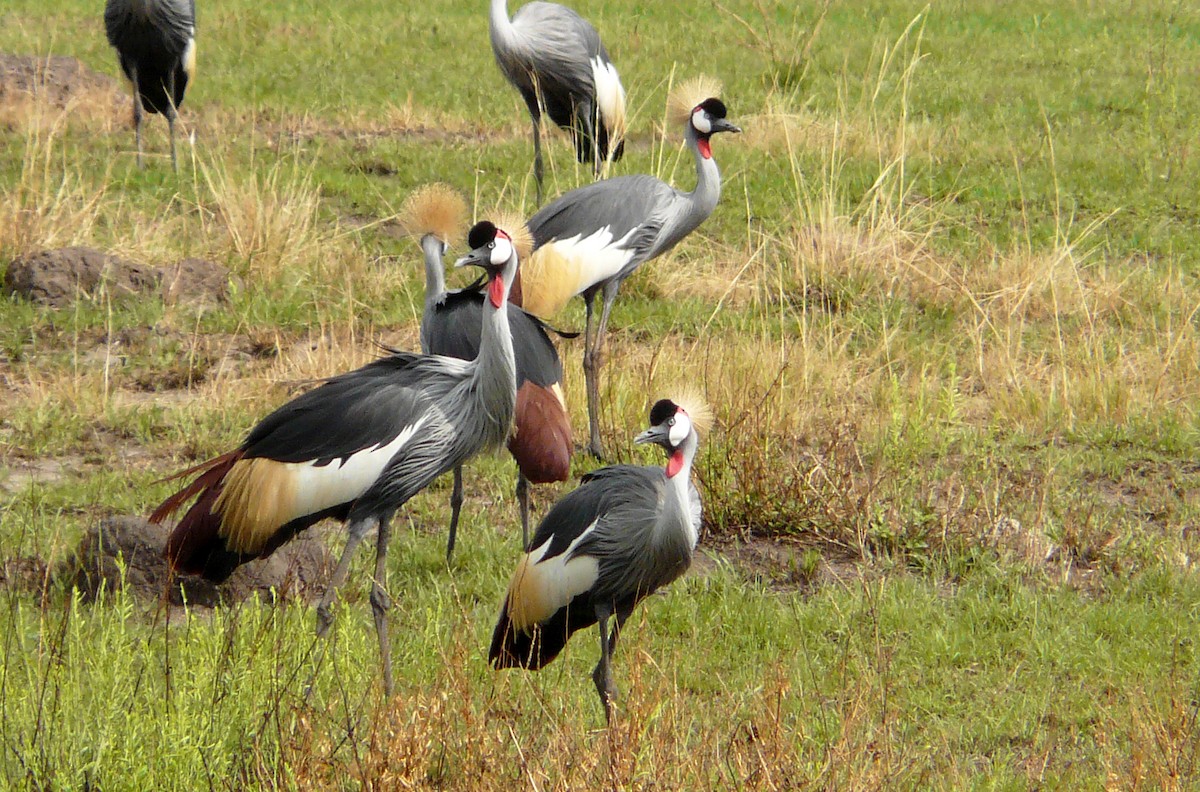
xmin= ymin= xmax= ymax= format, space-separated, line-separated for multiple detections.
xmin=489 ymin=394 xmax=710 ymax=724
xmin=513 ymin=77 xmax=740 ymax=458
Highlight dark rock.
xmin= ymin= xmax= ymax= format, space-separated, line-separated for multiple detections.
xmin=59 ymin=515 xmax=333 ymax=608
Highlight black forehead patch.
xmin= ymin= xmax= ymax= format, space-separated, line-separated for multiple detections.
xmin=467 ymin=221 xmax=496 ymax=250
xmin=649 ymin=399 xmax=679 ymax=426
xmin=698 ymin=97 xmax=727 ymax=119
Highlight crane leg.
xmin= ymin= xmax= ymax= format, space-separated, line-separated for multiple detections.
xmin=515 ymin=471 xmax=530 ymax=549
xmin=315 ymin=517 xmax=374 ymax=637
xmin=370 ymin=515 xmax=395 ymax=697
xmin=446 ymin=465 xmax=464 ymax=564
xmin=531 ymin=117 xmax=544 ymax=205
xmin=130 ymin=69 xmax=145 ymax=169
xmin=582 ymin=292 xmax=604 ymax=460
xmin=583 ymin=282 xmax=621 ymax=460
xmin=592 ymin=605 xmax=618 ymax=725
xmin=166 ymin=72 xmax=178 ymax=173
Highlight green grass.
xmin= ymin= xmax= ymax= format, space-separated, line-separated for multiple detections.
xmin=3 ymin=0 xmax=1200 ymax=787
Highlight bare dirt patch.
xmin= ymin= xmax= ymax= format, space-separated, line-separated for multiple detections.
xmin=696 ymin=535 xmax=868 ymax=594
xmin=0 ymin=53 xmax=124 ymax=128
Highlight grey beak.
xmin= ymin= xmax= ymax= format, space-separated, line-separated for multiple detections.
xmin=453 ymin=248 xmax=488 ymax=269
xmin=634 ymin=426 xmax=666 ymax=445
xmin=714 ymin=119 xmax=742 ymax=134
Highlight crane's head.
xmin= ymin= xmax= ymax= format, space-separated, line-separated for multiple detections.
xmin=689 ymin=99 xmax=740 ymax=159
xmin=667 ymin=76 xmax=741 ymax=159
xmin=636 ymin=396 xmax=712 ymax=477
xmin=455 ymin=220 xmax=527 ymax=308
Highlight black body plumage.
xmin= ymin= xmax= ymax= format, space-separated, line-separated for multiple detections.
xmin=426 ymin=289 xmax=563 ymax=389
xmin=104 ymin=0 xmax=194 ymax=116
xmin=490 ymin=464 xmax=696 ymax=670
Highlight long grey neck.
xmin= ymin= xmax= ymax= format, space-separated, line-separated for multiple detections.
xmin=489 ymin=0 xmax=518 ymax=50
xmin=469 ymin=254 xmax=518 ymax=439
xmin=655 ymin=124 xmax=723 ymax=255
xmin=684 ymin=123 xmax=722 ymax=224
xmin=419 ymin=235 xmax=445 ymax=354
xmin=658 ymin=431 xmax=700 ymax=548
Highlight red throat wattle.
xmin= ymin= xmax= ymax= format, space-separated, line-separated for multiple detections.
xmin=666 ymin=450 xmax=685 ymax=478
xmin=697 ymin=137 xmax=712 ymax=159
xmin=489 ymin=275 xmax=505 ymax=308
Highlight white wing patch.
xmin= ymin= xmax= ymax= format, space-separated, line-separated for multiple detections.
xmin=590 ymin=56 xmax=626 ymax=142
xmin=287 ymin=415 xmax=427 ymax=517
xmin=520 ymin=224 xmax=640 ymax=316
xmin=507 ymin=520 xmax=601 ymax=630
xmin=547 ymin=225 xmax=638 ymax=287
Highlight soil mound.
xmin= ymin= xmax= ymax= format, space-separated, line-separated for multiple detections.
xmin=4 ymin=247 xmax=233 ymax=308
xmin=59 ymin=515 xmax=333 ymax=608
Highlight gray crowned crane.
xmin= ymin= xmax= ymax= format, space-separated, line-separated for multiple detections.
xmin=150 ymin=218 xmax=525 ymax=695
xmin=104 ymin=0 xmax=196 ymax=170
xmin=489 ymin=395 xmax=708 ymax=724
xmin=401 ymin=185 xmax=573 ymax=560
xmin=512 ymin=76 xmax=739 ymax=458
xmin=489 ymin=0 xmax=627 ymax=203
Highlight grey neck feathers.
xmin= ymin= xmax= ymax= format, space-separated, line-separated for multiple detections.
xmin=469 ymin=253 xmax=519 ymax=444
xmin=684 ymin=122 xmax=723 ymax=226
xmin=660 ymin=430 xmax=699 ymax=542
xmin=419 ymin=235 xmax=446 ymax=354
xmin=654 ymin=123 xmax=723 ymax=257
xmin=489 ymin=0 xmax=518 ymax=51
xmin=420 ymin=235 xmax=447 ymax=304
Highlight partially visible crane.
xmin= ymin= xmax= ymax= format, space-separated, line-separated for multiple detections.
xmin=489 ymin=0 xmax=627 ymax=203
xmin=104 ymin=0 xmax=195 ymax=170
xmin=401 ymin=185 xmax=573 ymax=559
xmin=489 ymin=395 xmax=709 ymax=724
xmin=512 ymin=76 xmax=739 ymax=458
xmin=151 ymin=218 xmax=525 ymax=695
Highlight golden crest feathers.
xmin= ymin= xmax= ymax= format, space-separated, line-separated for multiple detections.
xmin=490 ymin=212 xmax=534 ymax=262
xmin=673 ymin=390 xmax=715 ymax=436
xmin=667 ymin=75 xmax=724 ymax=128
xmin=400 ymin=183 xmax=468 ymax=245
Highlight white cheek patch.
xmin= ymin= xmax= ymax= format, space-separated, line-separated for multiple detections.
xmin=691 ymin=108 xmax=712 ymax=135
xmin=669 ymin=412 xmax=691 ymax=446
xmin=490 ymin=236 xmax=514 ymax=265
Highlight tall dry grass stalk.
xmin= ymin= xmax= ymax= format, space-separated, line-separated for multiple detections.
xmin=194 ymin=151 xmax=323 ymax=283
xmin=0 ymin=107 xmax=109 ymax=260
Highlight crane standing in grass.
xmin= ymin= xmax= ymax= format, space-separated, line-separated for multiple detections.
xmin=489 ymin=0 xmax=627 ymax=203
xmin=104 ymin=0 xmax=196 ymax=170
xmin=513 ymin=76 xmax=739 ymax=458
xmin=490 ymin=396 xmax=708 ymax=724
xmin=151 ymin=218 xmax=526 ymax=696
xmin=401 ymin=185 xmax=573 ymax=559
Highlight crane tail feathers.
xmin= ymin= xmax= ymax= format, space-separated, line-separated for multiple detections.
xmin=163 ymin=485 xmax=246 ymax=582
xmin=149 ymin=450 xmax=243 ymax=524
xmin=489 ymin=597 xmax=573 ymax=671
xmin=153 ymin=451 xmax=246 ymax=581
xmin=509 ymin=382 xmax=572 ymax=484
